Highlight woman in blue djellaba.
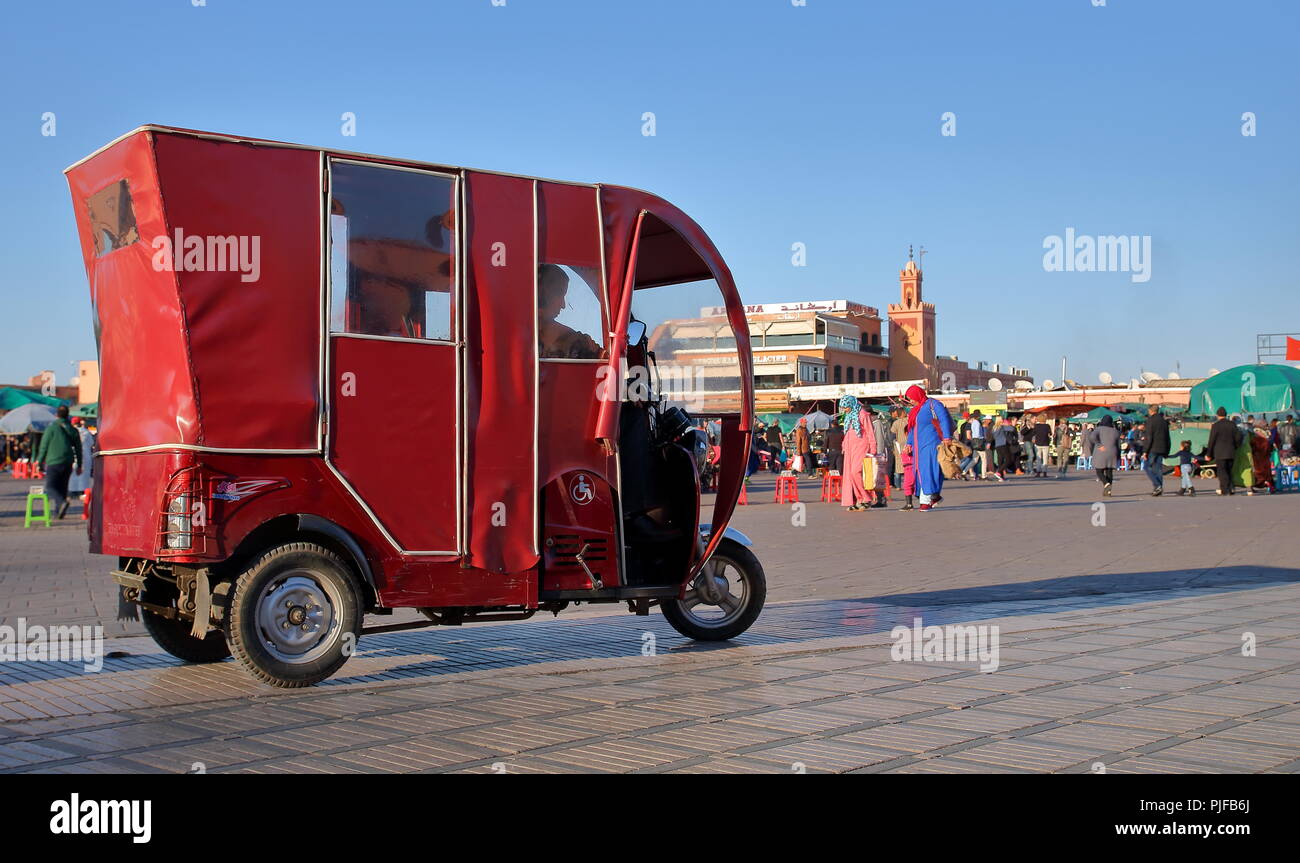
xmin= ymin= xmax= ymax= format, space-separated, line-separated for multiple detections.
xmin=904 ymin=384 xmax=954 ymax=511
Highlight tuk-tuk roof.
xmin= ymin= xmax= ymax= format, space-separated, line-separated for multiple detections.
xmin=66 ymin=126 xmax=748 ymax=456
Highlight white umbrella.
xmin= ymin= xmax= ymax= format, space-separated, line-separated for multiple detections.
xmin=0 ymin=403 xmax=57 ymax=434
xmin=803 ymin=410 xmax=833 ymax=430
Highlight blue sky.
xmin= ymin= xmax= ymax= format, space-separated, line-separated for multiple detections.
xmin=2 ymin=0 xmax=1296 ymax=388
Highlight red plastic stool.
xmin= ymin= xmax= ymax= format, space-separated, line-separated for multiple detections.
xmin=775 ymin=473 xmax=799 ymax=503
xmin=821 ymin=471 xmax=842 ymax=501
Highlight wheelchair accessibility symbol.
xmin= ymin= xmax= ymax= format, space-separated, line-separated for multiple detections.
xmin=569 ymin=473 xmax=595 ymax=505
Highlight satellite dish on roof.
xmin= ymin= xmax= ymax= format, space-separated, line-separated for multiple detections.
xmin=1042 ymin=379 xmax=1056 ymax=390
xmin=1208 ymin=368 xmax=1220 ymax=376
xmin=1168 ymin=373 xmax=1179 ymax=381
xmin=1098 ymin=371 xmax=1113 ymax=384
xmin=987 ymin=378 xmax=1003 ymax=392
xmin=1140 ymin=372 xmax=1160 ymax=383
xmin=1014 ymin=380 xmax=1033 ymax=390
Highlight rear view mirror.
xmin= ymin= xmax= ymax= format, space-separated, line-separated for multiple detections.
xmin=626 ymin=320 xmax=647 ymax=345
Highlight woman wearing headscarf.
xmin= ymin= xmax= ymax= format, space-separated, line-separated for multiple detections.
xmin=1246 ymin=425 xmax=1276 ymax=495
xmin=904 ymin=384 xmax=953 ymax=511
xmin=838 ymin=394 xmax=876 ymax=511
xmin=1087 ymin=414 xmax=1121 ymax=496
xmin=866 ymin=407 xmax=891 ymax=506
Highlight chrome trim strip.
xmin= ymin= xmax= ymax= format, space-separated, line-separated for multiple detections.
xmin=99 ymin=445 xmax=318 ymax=456
xmin=66 ymin=125 xmax=599 ymax=192
xmin=330 ymin=332 xmax=457 ymax=348
xmin=532 ymin=179 xmax=541 ymax=558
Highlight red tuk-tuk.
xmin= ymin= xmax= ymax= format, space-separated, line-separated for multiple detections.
xmin=66 ymin=126 xmax=764 ymax=686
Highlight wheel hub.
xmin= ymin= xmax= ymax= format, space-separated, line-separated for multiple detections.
xmin=258 ymin=574 xmax=335 ymax=661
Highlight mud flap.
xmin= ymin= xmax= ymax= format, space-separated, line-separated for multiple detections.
xmin=189 ymin=568 xmax=212 ymax=638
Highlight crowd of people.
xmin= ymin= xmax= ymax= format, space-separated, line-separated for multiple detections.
xmin=5 ymin=406 xmax=98 ymax=519
xmin=741 ymin=399 xmax=1298 ymax=511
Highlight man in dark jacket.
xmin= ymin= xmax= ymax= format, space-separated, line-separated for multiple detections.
xmin=824 ymin=419 xmax=845 ymax=474
xmin=1206 ymin=407 xmax=1242 ymax=496
xmin=1143 ymin=405 xmax=1172 ymax=495
xmin=36 ymin=405 xmax=84 ymax=518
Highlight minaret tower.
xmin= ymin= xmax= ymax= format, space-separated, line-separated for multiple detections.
xmin=887 ymin=246 xmax=937 ymax=386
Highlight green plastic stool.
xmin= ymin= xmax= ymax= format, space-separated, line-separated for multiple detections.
xmin=25 ymin=486 xmax=51 ymax=528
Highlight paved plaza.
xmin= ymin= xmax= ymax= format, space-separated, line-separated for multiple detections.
xmin=1 ymin=470 xmax=1298 ymax=773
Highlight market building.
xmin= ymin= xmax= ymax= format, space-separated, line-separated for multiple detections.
xmin=652 ymin=254 xmax=1034 ymax=412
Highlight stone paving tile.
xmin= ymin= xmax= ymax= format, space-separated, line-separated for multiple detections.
xmin=739 ymin=738 xmax=902 ymax=773
xmin=732 ymin=706 xmax=868 ymax=735
xmin=637 ymin=718 xmax=795 ymax=753
xmin=1144 ymin=737 xmax=1295 ymax=772
xmin=442 ymin=719 xmax=598 ymax=754
xmin=552 ymin=706 xmax=684 ymax=735
xmin=1017 ymin=721 xmax=1178 ymax=753
xmin=884 ymin=757 xmax=1032 ymax=774
xmin=830 ymin=722 xmax=985 ymax=753
xmin=912 ymin=707 xmax=1053 ymax=735
xmin=1212 ymin=720 xmax=1300 ymax=748
xmin=1100 ymin=756 xmax=1244 ymax=774
xmin=939 ymin=739 xmax=1096 ymax=772
xmin=1085 ymin=707 xmax=1221 ymax=734
xmin=531 ymin=739 xmax=691 ymax=772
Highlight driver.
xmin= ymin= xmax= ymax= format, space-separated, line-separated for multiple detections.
xmin=538 ymin=264 xmax=602 ymax=359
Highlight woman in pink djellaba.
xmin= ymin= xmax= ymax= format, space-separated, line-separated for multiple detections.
xmin=838 ymin=394 xmax=876 ymax=511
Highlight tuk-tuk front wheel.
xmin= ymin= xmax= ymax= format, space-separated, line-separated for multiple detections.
xmin=226 ymin=543 xmax=363 ymax=688
xmin=661 ymin=538 xmax=766 ymax=641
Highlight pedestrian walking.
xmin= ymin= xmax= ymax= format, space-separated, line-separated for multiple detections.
xmin=1054 ymin=421 xmax=1075 ymax=476
xmin=1206 ymin=407 xmax=1241 ymax=496
xmin=838 ymin=394 xmax=877 ymax=511
xmin=35 ymin=405 xmax=84 ymax=518
xmin=793 ymin=417 xmax=815 ymax=477
xmin=904 ymin=384 xmax=954 ymax=510
xmin=1031 ymin=416 xmax=1052 ymax=476
xmin=1171 ymin=440 xmax=1197 ymax=496
xmin=1143 ymin=405 xmax=1171 ymax=496
xmin=1087 ymin=415 xmax=1121 ymax=496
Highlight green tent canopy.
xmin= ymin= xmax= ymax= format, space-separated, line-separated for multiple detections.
xmin=1187 ymin=364 xmax=1300 ymax=417
xmin=0 ymin=387 xmax=68 ymax=411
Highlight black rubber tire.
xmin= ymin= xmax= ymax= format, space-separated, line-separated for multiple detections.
xmin=226 ymin=542 xmax=363 ymax=688
xmin=142 ymin=607 xmax=232 ymax=664
xmin=661 ymin=538 xmax=766 ymax=641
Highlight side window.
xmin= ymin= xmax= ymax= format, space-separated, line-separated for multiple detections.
xmin=86 ymin=179 xmax=140 ymax=257
xmin=537 ymin=184 xmax=606 ymax=361
xmin=329 ymin=162 xmax=455 ymax=341
xmin=538 ymin=263 xmax=604 ymax=359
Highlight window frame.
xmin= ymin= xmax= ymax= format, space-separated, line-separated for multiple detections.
xmin=326 ymin=158 xmax=460 ymax=348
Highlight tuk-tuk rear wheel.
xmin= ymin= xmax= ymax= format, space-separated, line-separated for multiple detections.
xmin=661 ymin=538 xmax=766 ymax=641
xmin=226 ymin=542 xmax=363 ymax=688
xmin=141 ymin=607 xmax=231 ymax=664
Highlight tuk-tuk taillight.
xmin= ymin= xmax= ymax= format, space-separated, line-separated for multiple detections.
xmin=158 ymin=465 xmax=208 ymax=556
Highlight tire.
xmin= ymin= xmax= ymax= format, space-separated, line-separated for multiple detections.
xmin=661 ymin=538 xmax=766 ymax=641
xmin=142 ymin=608 xmax=231 ymax=664
xmin=226 ymin=542 xmax=363 ymax=688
